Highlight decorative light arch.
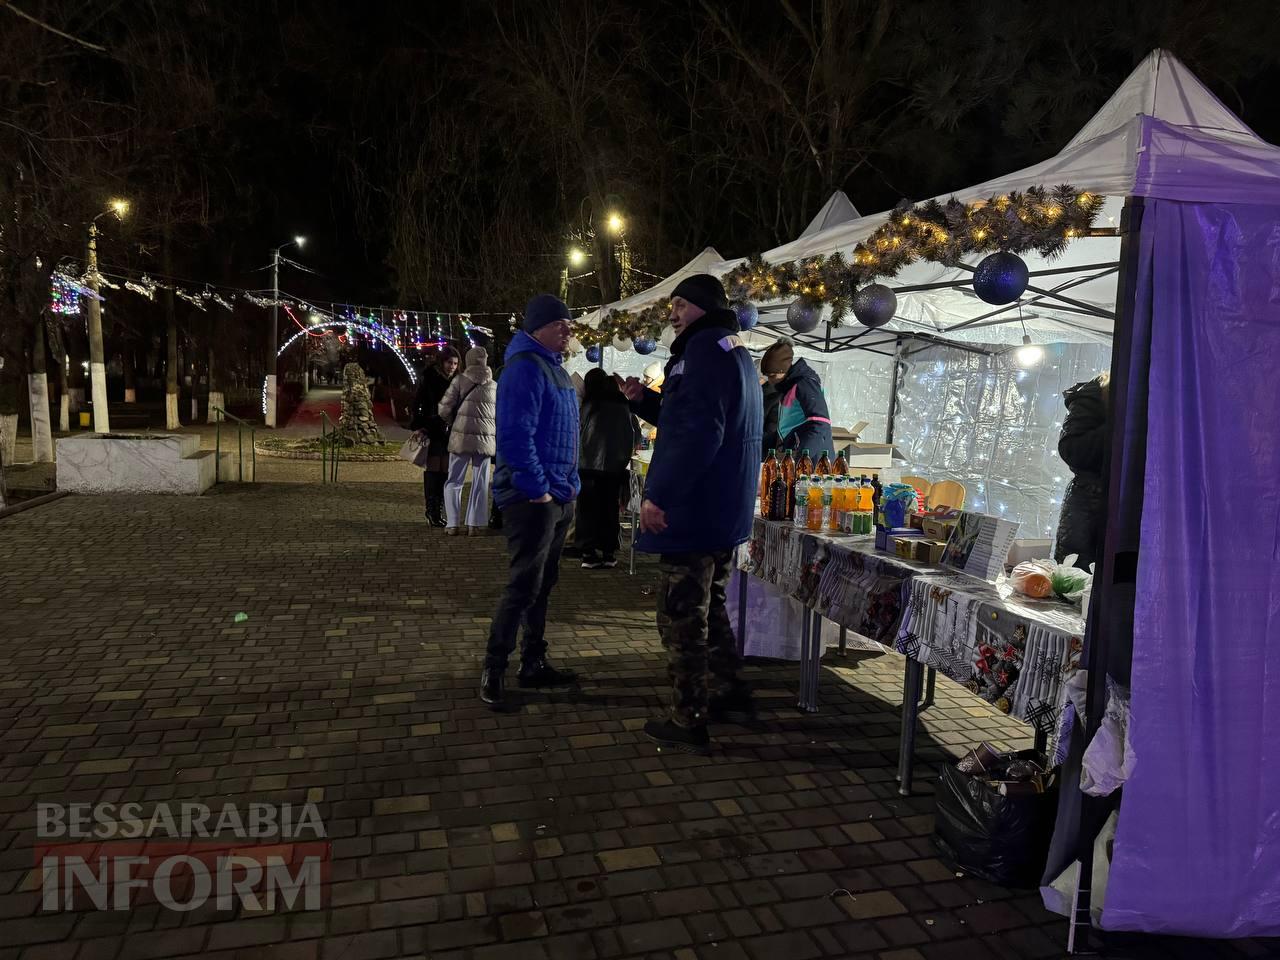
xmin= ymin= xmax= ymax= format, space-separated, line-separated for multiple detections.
xmin=277 ymin=319 xmax=419 ymax=385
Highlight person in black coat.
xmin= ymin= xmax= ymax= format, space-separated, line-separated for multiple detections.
xmin=410 ymin=346 xmax=459 ymax=526
xmin=1054 ymin=373 xmax=1109 ymax=571
xmin=575 ymin=369 xmax=640 ymax=568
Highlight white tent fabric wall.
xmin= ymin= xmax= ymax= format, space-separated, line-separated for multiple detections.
xmin=893 ymin=340 xmax=1112 ymax=542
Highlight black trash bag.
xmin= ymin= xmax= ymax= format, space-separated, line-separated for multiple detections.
xmin=932 ymin=749 xmax=1059 ymax=888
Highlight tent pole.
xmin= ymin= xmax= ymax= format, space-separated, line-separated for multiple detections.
xmin=885 ymin=336 xmax=904 ymax=445
xmin=1069 ymin=194 xmax=1147 ymax=955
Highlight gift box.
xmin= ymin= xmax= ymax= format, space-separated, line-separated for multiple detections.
xmin=913 ymin=539 xmax=948 ymax=564
xmin=922 ymin=517 xmax=957 ymax=541
xmin=893 ymin=537 xmax=918 ymax=559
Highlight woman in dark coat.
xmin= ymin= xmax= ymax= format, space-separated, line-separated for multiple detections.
xmin=410 ymin=345 xmax=459 ymax=526
xmin=575 ymin=368 xmax=639 ymax=568
xmin=1054 ymin=373 xmax=1109 ymax=571
xmin=763 ymin=341 xmax=833 ymax=460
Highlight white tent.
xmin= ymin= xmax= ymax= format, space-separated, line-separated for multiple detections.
xmin=576 ymin=246 xmax=724 ymax=329
xmin=755 ymin=49 xmax=1280 ymax=351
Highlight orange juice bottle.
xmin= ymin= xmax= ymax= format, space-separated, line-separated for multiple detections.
xmin=816 ymin=451 xmax=831 ymax=476
xmin=828 ymin=477 xmax=843 ymax=531
xmin=798 ymin=449 xmax=813 ymax=475
xmin=759 ymin=449 xmax=778 ymax=516
xmin=780 ymin=450 xmax=796 ymax=519
xmin=832 ymin=451 xmax=848 ymax=476
xmin=806 ymin=476 xmax=824 ymax=530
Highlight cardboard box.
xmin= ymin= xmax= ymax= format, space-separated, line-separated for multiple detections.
xmin=913 ymin=539 xmax=948 ymax=564
xmin=893 ymin=537 xmax=917 ymax=560
xmin=1007 ymin=538 xmax=1053 ymax=566
xmin=922 ymin=517 xmax=957 ymax=541
xmin=832 ymin=421 xmax=902 ymax=472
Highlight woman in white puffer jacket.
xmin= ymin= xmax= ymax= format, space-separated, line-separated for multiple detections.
xmin=438 ymin=347 xmax=498 ymax=535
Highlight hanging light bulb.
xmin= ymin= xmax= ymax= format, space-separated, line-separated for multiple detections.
xmin=1015 ymin=334 xmax=1044 ymax=368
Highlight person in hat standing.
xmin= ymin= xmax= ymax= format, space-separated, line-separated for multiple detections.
xmin=761 ymin=339 xmax=833 ymax=461
xmin=619 ymin=274 xmax=763 ymax=753
xmin=410 ymin=346 xmax=460 ymax=526
xmin=481 ymin=294 xmax=581 ymax=706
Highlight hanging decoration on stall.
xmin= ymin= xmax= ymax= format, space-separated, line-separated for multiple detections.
xmin=786 ymin=298 xmax=821 ymax=333
xmin=971 ymin=251 xmax=1031 ymax=305
xmin=733 ymin=300 xmax=759 ymax=331
xmin=585 ymin=344 xmax=603 ymax=363
xmin=723 ymin=185 xmax=1102 ymax=328
xmin=633 ymin=337 xmax=657 ymax=355
xmin=851 ymin=283 xmax=897 ymax=328
xmin=572 ymin=301 xmax=668 ymax=347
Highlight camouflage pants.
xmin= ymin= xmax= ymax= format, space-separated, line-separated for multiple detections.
xmin=656 ymin=551 xmax=742 ymax=728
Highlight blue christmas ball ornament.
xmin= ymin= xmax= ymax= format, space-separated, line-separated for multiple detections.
xmin=852 ymin=283 xmax=897 ymax=328
xmin=786 ymin=298 xmax=821 ymax=334
xmin=585 ymin=344 xmax=602 ymax=363
xmin=972 ymin=251 xmax=1029 ymax=305
xmin=732 ymin=300 xmax=759 ymax=330
xmin=633 ymin=337 xmax=657 ymax=355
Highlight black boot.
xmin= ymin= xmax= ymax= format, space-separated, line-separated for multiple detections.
xmin=709 ymin=684 xmax=757 ymax=724
xmin=480 ymin=668 xmax=504 ymax=705
xmin=644 ymin=717 xmax=710 ymax=755
xmin=517 ymin=658 xmax=577 ymax=688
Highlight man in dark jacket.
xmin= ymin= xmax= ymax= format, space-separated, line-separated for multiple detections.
xmin=576 ymin=369 xmax=640 ymax=568
xmin=481 ymin=295 xmax=581 ymax=706
xmin=1054 ymin=374 xmax=1109 ymax=571
xmin=763 ymin=341 xmax=834 ymax=459
xmin=620 ymin=274 xmax=763 ymax=753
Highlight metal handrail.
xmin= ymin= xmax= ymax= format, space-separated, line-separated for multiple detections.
xmin=319 ymin=411 xmax=339 ymax=483
xmin=212 ymin=406 xmax=256 ymax=483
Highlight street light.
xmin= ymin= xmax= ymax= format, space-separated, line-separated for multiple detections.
xmin=606 ymin=212 xmax=624 ymax=235
xmin=568 ymin=247 xmax=587 ymax=267
xmin=266 ymin=235 xmax=308 ymax=427
xmin=85 ymin=198 xmax=131 ymax=433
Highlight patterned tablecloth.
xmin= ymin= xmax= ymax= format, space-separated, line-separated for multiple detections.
xmin=742 ymin=518 xmax=1084 ymax=759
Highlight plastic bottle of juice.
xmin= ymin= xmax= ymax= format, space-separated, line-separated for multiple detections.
xmin=759 ymin=449 xmax=778 ymax=517
xmin=806 ymin=476 xmax=824 ymax=531
xmin=832 ymin=451 xmax=848 ymax=476
xmin=793 ymin=477 xmax=809 ymax=529
xmin=821 ymin=476 xmax=834 ymax=531
xmin=798 ymin=449 xmax=813 ymax=475
xmin=840 ymin=477 xmax=856 ymax=531
xmin=816 ymin=451 xmax=832 ymax=476
xmin=828 ymin=477 xmax=843 ymax=531
xmin=768 ymin=472 xmax=788 ymax=521
xmin=780 ymin=450 xmax=796 ymax=520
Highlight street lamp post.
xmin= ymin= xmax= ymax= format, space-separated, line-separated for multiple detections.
xmin=265 ymin=235 xmax=305 ymax=427
xmin=84 ymin=199 xmax=129 ymax=434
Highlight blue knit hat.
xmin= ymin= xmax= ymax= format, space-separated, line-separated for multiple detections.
xmin=523 ymin=294 xmax=571 ymax=334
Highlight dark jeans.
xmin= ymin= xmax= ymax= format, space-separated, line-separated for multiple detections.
xmin=422 ymin=470 xmax=446 ymax=512
xmin=656 ymin=550 xmax=741 ymax=727
xmin=575 ymin=469 xmax=625 ymax=557
xmin=485 ymin=499 xmax=575 ymax=671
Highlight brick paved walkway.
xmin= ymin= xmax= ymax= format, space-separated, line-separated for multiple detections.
xmin=0 ymin=484 xmax=1272 ymax=960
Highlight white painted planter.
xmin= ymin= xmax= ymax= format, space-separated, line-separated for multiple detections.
xmin=56 ymin=434 xmax=215 ymax=494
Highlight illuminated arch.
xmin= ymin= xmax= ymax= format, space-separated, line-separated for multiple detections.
xmin=277 ymin=319 xmax=418 ymax=384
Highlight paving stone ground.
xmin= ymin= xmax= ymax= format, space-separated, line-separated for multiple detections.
xmin=0 ymin=482 xmax=1273 ymax=960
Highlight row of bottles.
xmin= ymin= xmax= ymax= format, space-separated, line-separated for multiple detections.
xmin=761 ymin=449 xmax=882 ymax=534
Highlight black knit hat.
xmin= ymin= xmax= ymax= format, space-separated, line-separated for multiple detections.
xmin=670 ymin=274 xmax=728 ymax=314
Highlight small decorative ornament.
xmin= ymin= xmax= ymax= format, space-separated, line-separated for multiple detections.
xmin=852 ymin=283 xmax=897 ymax=328
xmin=972 ymin=251 xmax=1030 ymax=305
xmin=633 ymin=337 xmax=657 ymax=355
xmin=732 ymin=300 xmax=759 ymax=330
xmin=585 ymin=344 xmax=602 ymax=363
xmin=786 ymin=298 xmax=821 ymax=333
xmin=612 ymin=335 xmax=631 ymax=353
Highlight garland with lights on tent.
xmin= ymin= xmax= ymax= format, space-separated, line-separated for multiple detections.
xmin=569 ymin=185 xmax=1104 ymax=343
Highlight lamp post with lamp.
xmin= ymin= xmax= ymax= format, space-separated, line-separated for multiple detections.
xmin=85 ymin=198 xmax=129 ymax=434
xmin=265 ymin=235 xmax=305 ymax=427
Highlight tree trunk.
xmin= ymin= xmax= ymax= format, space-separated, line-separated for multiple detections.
xmin=163 ymin=228 xmax=180 ymax=430
xmin=26 ymin=313 xmax=53 ymax=462
xmin=123 ymin=343 xmax=137 ymax=403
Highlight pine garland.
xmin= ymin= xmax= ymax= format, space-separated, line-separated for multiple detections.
xmin=571 ymin=184 xmax=1104 ymax=344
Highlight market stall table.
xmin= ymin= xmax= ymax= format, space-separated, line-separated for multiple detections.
xmin=738 ymin=518 xmax=1084 ymax=794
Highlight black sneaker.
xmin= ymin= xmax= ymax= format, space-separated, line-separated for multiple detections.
xmin=601 ymin=556 xmax=618 ymax=569
xmin=709 ymin=686 xmax=756 ymax=724
xmin=581 ymin=552 xmax=604 ymax=569
xmin=480 ymin=668 xmax=505 ymax=705
xmin=644 ymin=718 xmax=710 ymax=755
xmin=517 ymin=658 xmax=578 ymax=688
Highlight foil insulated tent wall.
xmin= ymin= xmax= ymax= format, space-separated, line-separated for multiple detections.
xmin=892 ymin=341 xmax=1112 ymax=539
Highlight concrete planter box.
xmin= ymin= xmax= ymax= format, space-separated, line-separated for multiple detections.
xmin=56 ymin=434 xmax=216 ymax=495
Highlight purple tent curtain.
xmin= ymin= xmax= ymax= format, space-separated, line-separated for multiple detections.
xmin=1103 ymin=199 xmax=1280 ymax=936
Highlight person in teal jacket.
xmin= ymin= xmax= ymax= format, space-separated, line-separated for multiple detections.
xmin=621 ymin=274 xmax=763 ymax=753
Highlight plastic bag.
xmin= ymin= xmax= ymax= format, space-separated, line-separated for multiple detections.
xmin=1081 ymin=681 xmax=1136 ymax=797
xmin=933 ymin=749 xmax=1060 ymax=887
xmin=1010 ymin=559 xmax=1055 ymax=598
xmin=1050 ymin=554 xmax=1091 ymax=602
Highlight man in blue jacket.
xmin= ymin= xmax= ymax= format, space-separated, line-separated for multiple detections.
xmin=620 ymin=274 xmax=763 ymax=753
xmin=482 ymin=294 xmax=581 ymax=706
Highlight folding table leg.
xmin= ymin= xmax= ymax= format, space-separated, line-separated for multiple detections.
xmin=838 ymin=626 xmax=847 ymax=657
xmin=803 ymin=612 xmax=822 ymax=713
xmin=736 ymin=569 xmax=748 ymax=658
xmin=920 ymin=666 xmax=937 ymax=710
xmin=796 ymin=609 xmax=811 ymax=712
xmin=897 ymin=659 xmax=924 ymax=796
